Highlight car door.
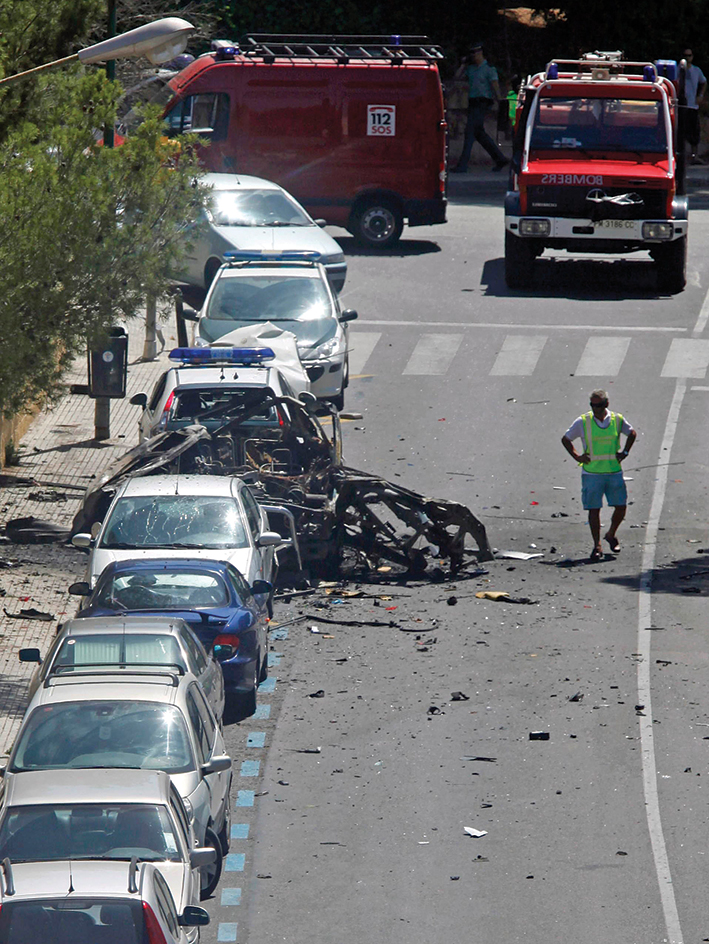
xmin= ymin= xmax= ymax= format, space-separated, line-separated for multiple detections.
xmin=188 ymin=683 xmax=230 ymax=835
xmin=179 ymin=626 xmax=225 ymax=721
xmin=141 ymin=371 xmax=170 ymax=441
xmin=169 ymin=786 xmax=201 ymax=908
xmin=240 ymin=484 xmax=274 ymax=583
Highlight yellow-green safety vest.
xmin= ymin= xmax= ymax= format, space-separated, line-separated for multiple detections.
xmin=581 ymin=411 xmax=624 ymax=474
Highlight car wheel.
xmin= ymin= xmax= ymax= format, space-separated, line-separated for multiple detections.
xmin=343 ymin=355 xmax=350 ymax=389
xmin=200 ymin=826 xmax=223 ymax=900
xmin=241 ymin=661 xmax=259 ymax=717
xmin=331 ymin=391 xmax=345 ymax=412
xmin=259 ymin=647 xmax=268 ymax=683
xmin=218 ymin=802 xmax=231 ymax=856
xmin=204 ymin=258 xmax=222 ymax=288
xmin=350 ymin=198 xmax=403 ymax=249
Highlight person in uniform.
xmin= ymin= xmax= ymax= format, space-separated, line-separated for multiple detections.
xmin=452 ymin=42 xmax=509 ymax=173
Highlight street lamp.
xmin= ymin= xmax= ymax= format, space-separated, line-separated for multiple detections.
xmin=0 ymin=17 xmax=195 ymax=86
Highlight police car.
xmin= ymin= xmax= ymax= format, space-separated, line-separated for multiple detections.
xmin=130 ymin=346 xmax=309 ymax=443
xmin=184 ymin=251 xmax=358 ymax=411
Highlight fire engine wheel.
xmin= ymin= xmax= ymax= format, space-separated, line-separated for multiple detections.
xmin=654 ymin=236 xmax=687 ymax=295
xmin=504 ymin=231 xmax=535 ymax=288
xmin=351 ymin=199 xmax=404 ymax=249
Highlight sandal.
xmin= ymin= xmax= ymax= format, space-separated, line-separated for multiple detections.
xmin=604 ymin=533 xmax=620 ymax=553
xmin=589 ymin=548 xmax=603 ymax=562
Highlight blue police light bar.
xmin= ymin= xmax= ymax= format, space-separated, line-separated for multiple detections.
xmin=169 ymin=347 xmax=276 ymax=364
xmin=223 ymin=249 xmax=322 ymax=263
xmin=655 ymin=59 xmax=678 ymax=81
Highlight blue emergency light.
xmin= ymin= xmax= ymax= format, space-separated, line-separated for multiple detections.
xmin=655 ymin=59 xmax=678 ymax=81
xmin=223 ymin=249 xmax=322 ymax=263
xmin=169 ymin=347 xmax=276 ymax=365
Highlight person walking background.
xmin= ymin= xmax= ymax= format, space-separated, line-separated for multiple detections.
xmin=561 ymin=390 xmax=637 ymax=561
xmin=452 ymin=42 xmax=509 ymax=173
xmin=682 ymin=48 xmax=706 ymax=162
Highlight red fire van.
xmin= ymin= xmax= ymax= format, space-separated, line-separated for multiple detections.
xmin=163 ymin=35 xmax=448 ymax=248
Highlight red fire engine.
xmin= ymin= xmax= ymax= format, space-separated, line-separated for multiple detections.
xmin=505 ymin=52 xmax=688 ymax=292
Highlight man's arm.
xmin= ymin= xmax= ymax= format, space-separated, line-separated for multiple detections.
xmin=697 ymin=79 xmax=706 ymax=103
xmin=455 ymin=59 xmax=468 ymax=80
xmin=561 ymin=435 xmax=589 ymax=465
xmin=491 ymin=78 xmax=503 ymax=101
xmin=617 ymin=428 xmax=637 ymax=462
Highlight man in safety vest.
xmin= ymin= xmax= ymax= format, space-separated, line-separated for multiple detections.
xmin=561 ymin=390 xmax=637 ymax=561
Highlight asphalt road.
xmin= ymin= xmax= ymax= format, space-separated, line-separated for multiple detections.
xmin=202 ymin=186 xmax=709 ymax=944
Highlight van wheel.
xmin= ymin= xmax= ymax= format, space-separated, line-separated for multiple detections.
xmin=200 ymin=826 xmax=223 ymax=900
xmin=504 ymin=231 xmax=535 ymax=288
xmin=204 ymin=258 xmax=222 ymax=288
xmin=351 ymin=199 xmax=403 ymax=249
xmin=655 ymin=236 xmax=687 ymax=294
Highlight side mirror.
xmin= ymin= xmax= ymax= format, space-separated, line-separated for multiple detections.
xmin=298 ymin=391 xmax=317 ymax=406
xmin=68 ymin=582 xmax=91 ymax=596
xmin=339 ymin=309 xmax=358 ymax=322
xmin=201 ymin=754 xmax=232 ymax=776
xmin=71 ymin=533 xmax=93 ymax=549
xmin=314 ymin=218 xmax=327 ymax=227
xmin=178 ymin=905 xmax=210 ymax=928
xmin=257 ymin=531 xmax=283 ymax=548
xmin=182 ymin=306 xmax=199 ymax=322
xmin=189 ymin=848 xmax=217 ymax=870
xmin=129 ymin=393 xmax=148 ymax=408
xmin=18 ymin=648 xmax=41 ymax=664
xmin=250 ymin=579 xmax=273 ymax=596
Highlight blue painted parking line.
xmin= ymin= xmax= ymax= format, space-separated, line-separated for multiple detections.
xmin=231 ymin=823 xmax=249 ymax=839
xmin=259 ymin=677 xmax=276 ymax=693
xmin=221 ymin=887 xmax=242 ymax=906
xmin=253 ymin=703 xmax=271 ymax=719
xmin=270 ymin=627 xmax=289 ymax=640
xmin=267 ymin=651 xmax=283 ymax=667
xmin=225 ymin=853 xmax=246 ymax=872
xmin=247 ymin=732 xmax=266 ymax=748
xmin=217 ymin=922 xmax=238 ymax=942
xmin=240 ymin=760 xmax=260 ymax=777
xmin=235 ymin=790 xmax=254 ymax=807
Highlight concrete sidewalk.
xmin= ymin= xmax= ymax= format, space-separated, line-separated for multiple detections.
xmin=0 ymin=307 xmax=176 ymax=755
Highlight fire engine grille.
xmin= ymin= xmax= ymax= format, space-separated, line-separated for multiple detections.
xmin=526 ymin=185 xmax=667 ymax=220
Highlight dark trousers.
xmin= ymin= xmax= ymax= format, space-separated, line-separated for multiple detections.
xmin=685 ymin=108 xmax=701 ymax=150
xmin=456 ymin=99 xmax=506 ymax=170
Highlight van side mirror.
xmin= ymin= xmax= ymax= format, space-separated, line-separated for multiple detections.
xmin=19 ymin=648 xmax=41 ymax=664
xmin=339 ymin=309 xmax=358 ymax=322
xmin=129 ymin=393 xmax=148 ymax=408
xmin=257 ymin=531 xmax=282 ymax=548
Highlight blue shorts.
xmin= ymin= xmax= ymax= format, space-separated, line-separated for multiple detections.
xmin=581 ymin=472 xmax=627 ymax=510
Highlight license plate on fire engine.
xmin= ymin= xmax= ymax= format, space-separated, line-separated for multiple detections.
xmin=593 ymin=220 xmax=636 ymax=229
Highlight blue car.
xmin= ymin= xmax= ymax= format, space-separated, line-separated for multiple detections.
xmin=70 ymin=558 xmax=271 ymax=714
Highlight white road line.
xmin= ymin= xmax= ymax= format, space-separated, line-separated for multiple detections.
xmin=690 ymin=385 xmax=709 ymax=391
xmin=692 ymin=287 xmax=709 ymax=336
xmin=660 ymin=338 xmax=709 ymax=377
xmin=402 ymin=333 xmax=463 ymax=375
xmin=356 ymin=319 xmax=684 ymax=333
xmin=637 ymin=378 xmax=686 ymax=944
xmin=574 ymin=336 xmax=631 ymax=376
xmin=490 ymin=335 xmax=547 ymax=376
xmin=347 ymin=332 xmax=381 ymax=375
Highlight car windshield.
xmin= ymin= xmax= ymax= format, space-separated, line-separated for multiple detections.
xmin=0 ymin=898 xmax=147 ymax=943
xmin=209 ymin=188 xmax=311 ymax=227
xmin=0 ymin=803 xmax=181 ymax=863
xmin=93 ymin=571 xmax=231 ymax=610
xmin=172 ymin=387 xmax=279 ymax=426
xmin=99 ymin=495 xmax=249 ymax=550
xmin=10 ymin=702 xmax=194 ymax=773
xmin=201 ymin=274 xmax=335 ymax=347
xmin=53 ymin=634 xmax=184 ymax=670
xmin=530 ymin=97 xmax=668 ymax=153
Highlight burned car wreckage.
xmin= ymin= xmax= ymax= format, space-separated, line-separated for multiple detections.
xmin=71 ymin=392 xmax=493 ymax=579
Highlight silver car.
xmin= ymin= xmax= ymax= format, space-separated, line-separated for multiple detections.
xmin=71 ymin=473 xmax=282 ymax=592
xmin=0 ymin=768 xmax=213 ymax=938
xmin=4 ymin=668 xmax=232 ymax=899
xmin=19 ymin=614 xmax=225 ymax=721
xmin=176 ymin=172 xmax=347 ymax=292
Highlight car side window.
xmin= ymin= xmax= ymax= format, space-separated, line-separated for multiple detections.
xmin=185 ymin=690 xmax=207 ymax=765
xmin=240 ymin=487 xmax=262 ymax=539
xmin=153 ymin=869 xmax=180 ymax=938
xmin=169 ymin=787 xmax=191 ymax=851
xmin=191 ymin=683 xmax=218 ymax=754
xmin=226 ymin=564 xmax=253 ymax=603
xmin=148 ymin=372 xmax=169 ymax=412
xmin=164 ymin=92 xmax=230 ymax=141
xmin=180 ymin=627 xmax=208 ymax=674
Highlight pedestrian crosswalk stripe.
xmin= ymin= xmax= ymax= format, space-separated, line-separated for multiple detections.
xmin=490 ymin=335 xmax=547 ymax=375
xmin=402 ymin=333 xmax=464 ymax=375
xmin=348 ymin=331 xmax=381 ymax=375
xmin=661 ymin=339 xmax=709 ymax=377
xmin=574 ymin=336 xmax=631 ymax=376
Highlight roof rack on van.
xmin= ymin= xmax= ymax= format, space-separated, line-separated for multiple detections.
xmin=239 ymin=34 xmax=444 ymax=63
xmin=44 ymin=664 xmax=183 ymax=687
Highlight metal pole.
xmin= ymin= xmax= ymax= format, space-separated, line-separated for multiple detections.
xmin=143 ymin=294 xmax=158 ymax=360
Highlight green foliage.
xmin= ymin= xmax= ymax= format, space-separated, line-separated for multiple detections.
xmin=0 ymin=68 xmax=205 ymax=414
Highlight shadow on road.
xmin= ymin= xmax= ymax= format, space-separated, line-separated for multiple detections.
xmin=481 ymin=255 xmax=667 ymax=300
xmin=335 ymin=236 xmax=442 ymax=257
xmin=602 ymin=549 xmax=709 ymax=597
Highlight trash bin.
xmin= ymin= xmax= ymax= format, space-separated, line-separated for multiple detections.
xmin=88 ymin=327 xmax=128 ymax=398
